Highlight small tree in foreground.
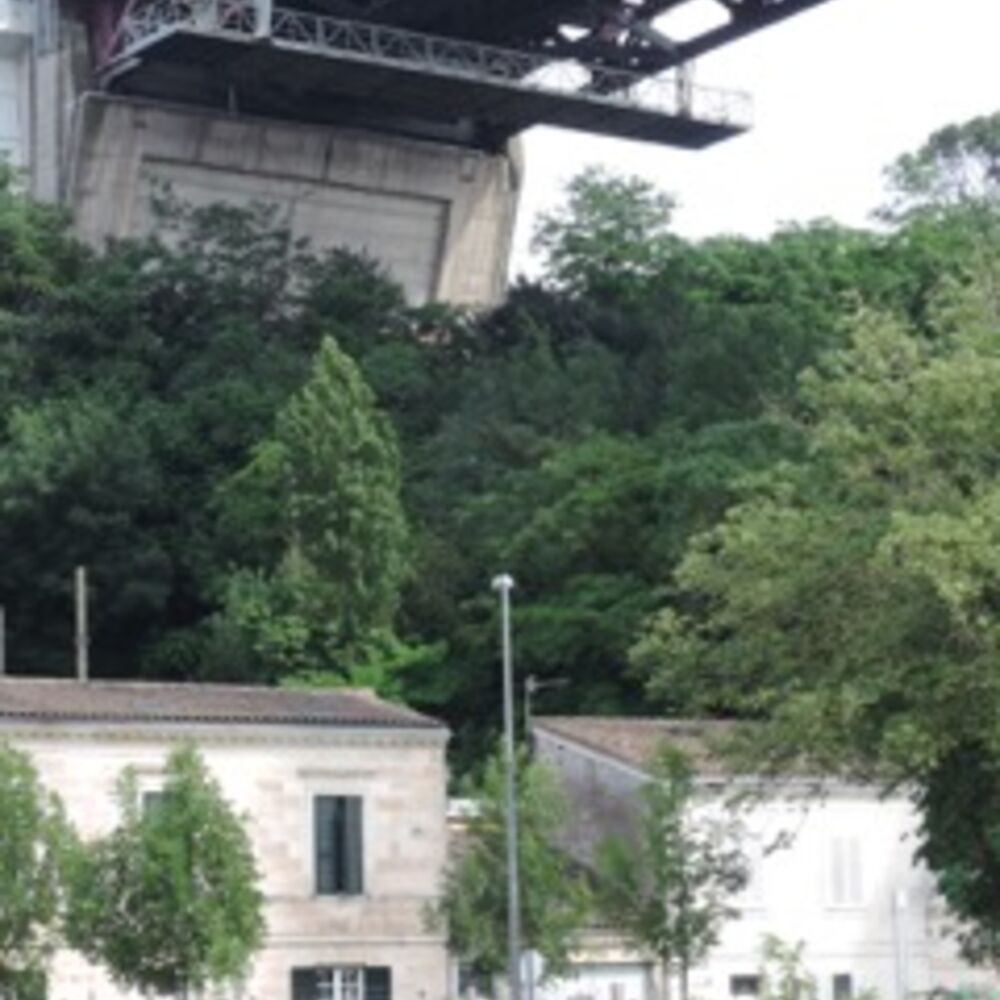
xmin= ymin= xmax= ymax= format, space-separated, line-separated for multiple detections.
xmin=0 ymin=744 xmax=75 ymax=1000
xmin=757 ymin=936 xmax=818 ymax=1000
xmin=595 ymin=746 xmax=748 ymax=1000
xmin=433 ymin=748 xmax=591 ymax=982
xmin=69 ymin=744 xmax=264 ymax=998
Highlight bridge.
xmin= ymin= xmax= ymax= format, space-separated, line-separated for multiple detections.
xmin=20 ymin=0 xmax=837 ymax=306
xmin=89 ymin=0 xmax=833 ymax=150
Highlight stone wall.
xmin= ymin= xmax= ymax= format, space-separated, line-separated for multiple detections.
xmin=6 ymin=716 xmax=451 ymax=1000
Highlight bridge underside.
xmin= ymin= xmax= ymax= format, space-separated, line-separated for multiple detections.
xmin=88 ymin=0 xmax=835 ymax=150
xmin=106 ymin=27 xmax=744 ymax=150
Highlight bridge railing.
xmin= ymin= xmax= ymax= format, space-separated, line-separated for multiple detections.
xmin=109 ymin=0 xmax=753 ymax=130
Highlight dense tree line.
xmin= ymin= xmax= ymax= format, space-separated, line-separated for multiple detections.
xmin=0 ymin=122 xmax=992 ymax=752
xmin=1 ymin=110 xmax=999 ymax=953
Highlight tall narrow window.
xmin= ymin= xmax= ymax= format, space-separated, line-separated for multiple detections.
xmin=833 ymin=974 xmax=854 ymax=1000
xmin=315 ymin=796 xmax=363 ymax=895
xmin=829 ymin=836 xmax=863 ymax=907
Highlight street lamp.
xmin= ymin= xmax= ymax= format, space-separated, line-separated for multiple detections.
xmin=491 ymin=573 xmax=522 ymax=1000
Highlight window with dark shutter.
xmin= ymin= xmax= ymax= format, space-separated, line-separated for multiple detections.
xmin=365 ymin=967 xmax=392 ymax=1000
xmin=315 ymin=795 xmax=364 ymax=895
xmin=292 ymin=968 xmax=318 ymax=1000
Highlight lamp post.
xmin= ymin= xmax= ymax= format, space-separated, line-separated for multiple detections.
xmin=491 ymin=573 xmax=522 ymax=1000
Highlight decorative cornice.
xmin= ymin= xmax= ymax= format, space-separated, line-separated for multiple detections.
xmin=0 ymin=719 xmax=448 ymax=751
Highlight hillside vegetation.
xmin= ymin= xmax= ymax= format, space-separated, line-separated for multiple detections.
xmin=0 ymin=119 xmax=993 ymax=761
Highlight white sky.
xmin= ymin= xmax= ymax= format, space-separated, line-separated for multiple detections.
xmin=511 ymin=0 xmax=1000 ymax=276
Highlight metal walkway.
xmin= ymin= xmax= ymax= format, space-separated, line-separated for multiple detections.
xmin=100 ymin=0 xmax=752 ymax=149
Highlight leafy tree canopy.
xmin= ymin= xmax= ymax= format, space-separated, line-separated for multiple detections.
xmin=433 ymin=748 xmax=591 ymax=980
xmin=632 ymin=272 xmax=1000 ymax=960
xmin=68 ymin=744 xmax=264 ymax=997
xmin=0 ymin=743 xmax=76 ymax=1000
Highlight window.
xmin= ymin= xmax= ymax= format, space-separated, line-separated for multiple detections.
xmin=314 ymin=795 xmax=363 ymax=895
xmin=730 ymin=976 xmax=761 ymax=997
xmin=833 ymin=975 xmax=853 ymax=1000
xmin=292 ymin=967 xmax=391 ymax=1000
xmin=829 ymin=836 xmax=863 ymax=907
xmin=142 ymin=790 xmax=175 ymax=817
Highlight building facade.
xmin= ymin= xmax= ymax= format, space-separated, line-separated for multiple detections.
xmin=533 ymin=718 xmax=998 ymax=1000
xmin=0 ymin=678 xmax=451 ymax=1000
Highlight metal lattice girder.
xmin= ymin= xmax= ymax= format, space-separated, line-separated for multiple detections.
xmin=106 ymin=0 xmax=753 ymax=140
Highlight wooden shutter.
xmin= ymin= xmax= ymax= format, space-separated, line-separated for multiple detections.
xmin=344 ymin=796 xmax=364 ymax=894
xmin=315 ymin=797 xmax=337 ymax=894
xmin=315 ymin=795 xmax=363 ymax=894
xmin=292 ymin=968 xmax=318 ymax=1000
xmin=365 ymin=967 xmax=392 ymax=1000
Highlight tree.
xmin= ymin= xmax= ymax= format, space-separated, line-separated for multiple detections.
xmin=0 ymin=744 xmax=75 ymax=1000
xmin=884 ymin=111 xmax=1000 ymax=216
xmin=594 ymin=747 xmax=747 ymax=1000
xmin=632 ymin=272 xmax=1000 ymax=960
xmin=69 ymin=744 xmax=264 ymax=998
xmin=433 ymin=748 xmax=591 ymax=981
xmin=756 ymin=937 xmax=818 ymax=1000
xmin=211 ymin=335 xmax=410 ymax=684
xmin=532 ymin=166 xmax=679 ymax=301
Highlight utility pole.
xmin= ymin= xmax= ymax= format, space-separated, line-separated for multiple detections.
xmin=75 ymin=566 xmax=89 ymax=682
xmin=492 ymin=573 xmax=522 ymax=1000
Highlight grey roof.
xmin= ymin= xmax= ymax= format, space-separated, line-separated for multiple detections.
xmin=0 ymin=678 xmax=443 ymax=731
xmin=534 ymin=716 xmax=741 ymax=776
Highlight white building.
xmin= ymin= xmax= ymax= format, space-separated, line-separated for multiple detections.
xmin=532 ymin=717 xmax=997 ymax=1000
xmin=0 ymin=677 xmax=451 ymax=1000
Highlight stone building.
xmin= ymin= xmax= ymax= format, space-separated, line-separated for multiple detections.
xmin=532 ymin=717 xmax=998 ymax=1000
xmin=0 ymin=677 xmax=450 ymax=1000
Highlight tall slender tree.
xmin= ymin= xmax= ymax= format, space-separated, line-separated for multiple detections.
xmin=433 ymin=748 xmax=591 ymax=982
xmin=213 ymin=335 xmax=410 ymax=684
xmin=595 ymin=747 xmax=747 ymax=1000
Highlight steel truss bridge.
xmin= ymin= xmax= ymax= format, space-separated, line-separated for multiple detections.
xmin=91 ymin=0 xmax=835 ymax=149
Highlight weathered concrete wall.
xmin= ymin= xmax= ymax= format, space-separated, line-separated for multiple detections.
xmin=7 ymin=715 xmax=450 ymax=1000
xmin=67 ymin=93 xmax=521 ymax=305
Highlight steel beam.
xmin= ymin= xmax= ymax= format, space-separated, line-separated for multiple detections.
xmin=105 ymin=0 xmax=752 ymax=135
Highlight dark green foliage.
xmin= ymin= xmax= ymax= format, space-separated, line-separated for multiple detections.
xmin=0 ymin=117 xmax=993 ymax=779
xmin=68 ymin=744 xmax=264 ymax=997
xmin=0 ymin=193 xmax=410 ymax=683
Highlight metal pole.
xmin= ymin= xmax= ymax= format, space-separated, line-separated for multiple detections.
xmin=524 ymin=674 xmax=536 ymax=742
xmin=492 ymin=573 xmax=522 ymax=1000
xmin=0 ymin=606 xmax=6 ymax=676
xmin=254 ymin=0 xmax=273 ymax=37
xmin=75 ymin=566 xmax=89 ymax=682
